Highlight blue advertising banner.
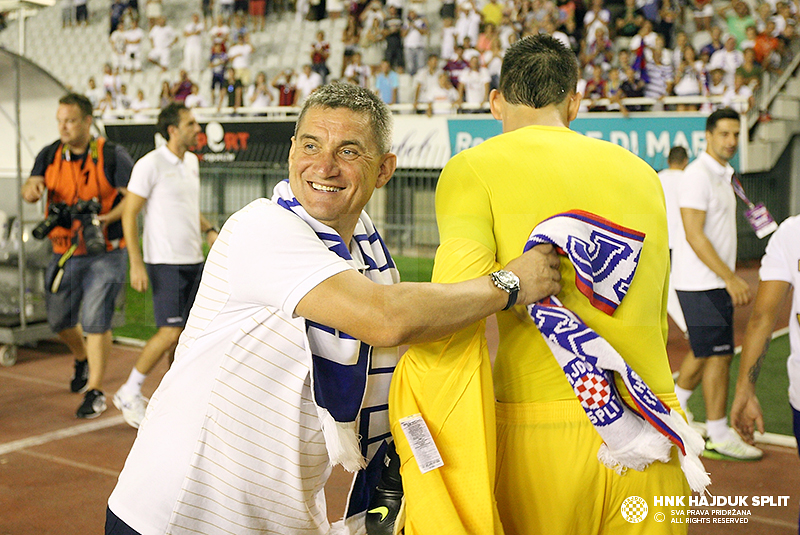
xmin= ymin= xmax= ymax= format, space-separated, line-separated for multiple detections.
xmin=446 ymin=114 xmax=740 ymax=171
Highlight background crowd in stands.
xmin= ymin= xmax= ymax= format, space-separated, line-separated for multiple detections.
xmin=43 ymin=0 xmax=800 ymax=116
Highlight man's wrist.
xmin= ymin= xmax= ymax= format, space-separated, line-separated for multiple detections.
xmin=205 ymin=227 xmax=218 ymax=235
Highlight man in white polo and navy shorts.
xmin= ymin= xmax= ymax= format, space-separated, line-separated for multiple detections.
xmin=115 ymin=102 xmax=218 ymax=428
xmin=672 ymin=107 xmax=762 ymax=461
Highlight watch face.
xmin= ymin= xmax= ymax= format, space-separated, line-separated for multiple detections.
xmin=494 ymin=270 xmax=520 ymax=290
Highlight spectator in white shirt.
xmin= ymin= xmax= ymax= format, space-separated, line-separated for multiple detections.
xmin=583 ymin=0 xmax=611 ymax=45
xmin=295 ymin=64 xmax=324 ymax=105
xmin=184 ymin=83 xmax=208 ymax=108
xmin=402 ymin=9 xmax=429 ymax=75
xmin=228 ymin=34 xmax=253 ymax=85
xmin=344 ymin=52 xmax=372 ymax=87
xmin=210 ymin=15 xmax=230 ymax=52
xmin=457 ymin=55 xmax=490 ymax=111
xmin=246 ymin=72 xmax=273 ymax=109
xmin=148 ymin=17 xmax=178 ymax=71
xmin=86 ymin=77 xmax=104 ymax=110
xmin=413 ymin=53 xmax=441 ymax=111
xmin=131 ymin=89 xmax=149 ymax=121
xmin=709 ymin=34 xmax=744 ymax=86
xmin=125 ymin=18 xmax=145 ymax=72
xmin=183 ymin=13 xmax=205 ymax=75
xmin=427 ymin=72 xmax=459 ymax=115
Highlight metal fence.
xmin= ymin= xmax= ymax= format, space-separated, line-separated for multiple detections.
xmin=200 ymin=162 xmax=785 ymax=263
xmin=199 ymin=165 xmax=441 ymax=258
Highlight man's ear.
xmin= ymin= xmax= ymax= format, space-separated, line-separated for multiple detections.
xmin=489 ymin=89 xmax=504 ymax=121
xmin=567 ymin=92 xmax=582 ymax=123
xmin=376 ymin=153 xmax=397 ymax=189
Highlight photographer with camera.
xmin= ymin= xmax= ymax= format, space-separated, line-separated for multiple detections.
xmin=23 ymin=92 xmax=133 ymax=419
xmin=114 ymin=103 xmax=218 ymax=429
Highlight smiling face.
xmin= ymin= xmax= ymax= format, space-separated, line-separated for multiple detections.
xmin=288 ymin=107 xmax=396 ymax=241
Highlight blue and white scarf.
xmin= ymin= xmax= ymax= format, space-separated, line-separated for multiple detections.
xmin=525 ymin=210 xmax=710 ymax=493
xmin=273 ymin=180 xmax=399 ymax=525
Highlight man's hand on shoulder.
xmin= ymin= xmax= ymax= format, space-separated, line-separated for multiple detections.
xmin=22 ymin=176 xmax=45 ymax=203
xmin=504 ymin=244 xmax=562 ymax=306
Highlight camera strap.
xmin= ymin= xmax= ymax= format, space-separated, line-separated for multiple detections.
xmin=50 ymin=243 xmax=78 ymax=293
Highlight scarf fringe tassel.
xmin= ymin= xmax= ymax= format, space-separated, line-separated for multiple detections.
xmin=318 ymin=408 xmax=367 ymax=473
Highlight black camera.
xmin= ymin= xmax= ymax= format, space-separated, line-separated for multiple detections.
xmin=33 ymin=199 xmax=106 ymax=255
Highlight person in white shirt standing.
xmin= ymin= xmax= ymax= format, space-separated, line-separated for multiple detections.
xmin=147 ymin=17 xmax=178 ymax=72
xmin=294 ymin=63 xmax=323 ymax=105
xmin=658 ymin=145 xmax=690 ymax=333
xmin=115 ymin=103 xmax=218 ymax=428
xmin=457 ymin=55 xmax=490 ymax=111
xmin=125 ymin=18 xmax=146 ymax=72
xmin=183 ymin=13 xmax=205 ymax=76
xmin=672 ymin=108 xmax=762 ymax=461
xmin=227 ymin=33 xmax=253 ymax=85
xmin=731 ymin=214 xmax=800 ymax=460
xmin=402 ymin=8 xmax=429 ymax=75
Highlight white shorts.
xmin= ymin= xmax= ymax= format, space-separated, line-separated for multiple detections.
xmin=147 ymin=47 xmax=170 ymax=68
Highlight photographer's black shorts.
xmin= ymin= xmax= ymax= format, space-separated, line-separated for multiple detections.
xmin=676 ymin=288 xmax=734 ymax=357
xmin=146 ymin=263 xmax=203 ymax=328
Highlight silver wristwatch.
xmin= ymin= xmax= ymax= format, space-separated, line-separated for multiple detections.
xmin=490 ymin=270 xmax=520 ymax=310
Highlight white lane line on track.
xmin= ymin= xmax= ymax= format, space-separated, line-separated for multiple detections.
xmin=0 ymin=370 xmax=65 ymax=389
xmin=17 ymin=449 xmax=120 ymax=477
xmin=0 ymin=415 xmax=126 ymax=456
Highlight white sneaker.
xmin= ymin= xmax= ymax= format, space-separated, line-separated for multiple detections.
xmin=704 ymin=433 xmax=763 ymax=461
xmin=113 ymin=388 xmax=149 ymax=429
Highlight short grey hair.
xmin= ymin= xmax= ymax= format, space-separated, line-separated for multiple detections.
xmin=295 ymin=82 xmax=393 ymax=155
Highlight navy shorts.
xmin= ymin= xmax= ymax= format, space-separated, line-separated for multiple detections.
xmin=793 ymin=405 xmax=800 ymax=458
xmin=45 ymin=249 xmax=127 ymax=334
xmin=146 ymin=263 xmax=203 ymax=328
xmin=106 ymin=507 xmax=141 ymax=535
xmin=676 ymin=288 xmax=734 ymax=357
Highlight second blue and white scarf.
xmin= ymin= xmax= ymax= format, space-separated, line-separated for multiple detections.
xmin=525 ymin=210 xmax=709 ymax=493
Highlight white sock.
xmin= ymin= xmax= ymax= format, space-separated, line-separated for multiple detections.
xmin=122 ymin=368 xmax=147 ymax=395
xmin=674 ymin=385 xmax=693 ymax=413
xmin=706 ymin=417 xmax=730 ymax=443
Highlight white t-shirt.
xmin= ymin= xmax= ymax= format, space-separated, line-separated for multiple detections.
xmin=108 ymin=199 xmax=355 ymax=534
xmin=672 ymin=151 xmax=737 ymax=291
xmin=183 ymin=21 xmax=203 ymax=50
xmin=414 ymin=67 xmax=440 ymax=103
xmin=758 ymin=214 xmax=800 ymax=410
xmin=209 ymin=24 xmax=230 ymax=46
xmin=403 ymin=17 xmax=427 ymax=48
xmin=658 ymin=167 xmax=684 ymax=249
xmin=228 ymin=43 xmax=252 ymax=69
xmin=126 ymin=146 xmax=204 ymax=265
xmin=125 ymin=27 xmax=145 ymax=53
xmin=149 ymin=24 xmax=176 ymax=51
xmin=458 ymin=67 xmax=490 ymax=104
xmin=295 ymin=71 xmax=323 ymax=103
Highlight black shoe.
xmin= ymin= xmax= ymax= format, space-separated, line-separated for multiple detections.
xmin=366 ymin=442 xmax=404 ymax=535
xmin=70 ymin=359 xmax=88 ymax=393
xmin=76 ymin=389 xmax=107 ymax=419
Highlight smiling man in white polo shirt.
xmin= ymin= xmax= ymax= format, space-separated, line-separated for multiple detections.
xmin=115 ymin=103 xmax=218 ymax=429
xmin=672 ymin=107 xmax=762 ymax=460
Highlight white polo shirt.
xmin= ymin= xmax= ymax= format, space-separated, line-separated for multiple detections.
xmin=657 ymin=167 xmax=685 ymax=249
xmin=108 ymin=199 xmax=356 ymax=534
xmin=672 ymin=151 xmax=737 ymax=291
xmin=758 ymin=214 xmax=800 ymax=411
xmin=127 ymin=145 xmax=204 ymax=265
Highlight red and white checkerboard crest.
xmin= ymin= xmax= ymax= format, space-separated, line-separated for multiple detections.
xmin=574 ymin=373 xmax=610 ymax=409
